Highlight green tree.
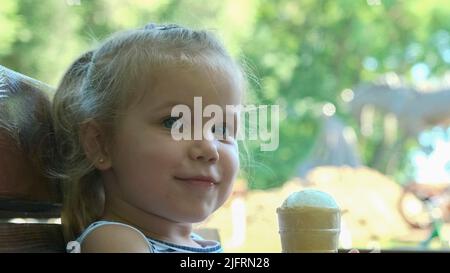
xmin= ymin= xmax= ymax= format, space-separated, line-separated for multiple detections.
xmin=241 ymin=0 xmax=450 ymax=189
xmin=1 ymin=0 xmax=449 ymax=189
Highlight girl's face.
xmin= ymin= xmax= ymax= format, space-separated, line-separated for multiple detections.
xmin=104 ymin=63 xmax=242 ymax=224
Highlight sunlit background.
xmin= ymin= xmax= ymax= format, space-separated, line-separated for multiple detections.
xmin=1 ymin=0 xmax=450 ymax=251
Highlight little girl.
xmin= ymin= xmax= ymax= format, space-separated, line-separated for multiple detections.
xmin=51 ymin=23 xmax=245 ymax=253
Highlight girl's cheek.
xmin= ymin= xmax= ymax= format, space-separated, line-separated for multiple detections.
xmin=223 ymin=146 xmax=240 ymax=179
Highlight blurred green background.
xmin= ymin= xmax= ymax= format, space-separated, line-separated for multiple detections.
xmin=2 ymin=0 xmax=449 ymax=189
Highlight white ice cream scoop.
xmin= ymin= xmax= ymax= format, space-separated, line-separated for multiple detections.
xmin=277 ymin=189 xmax=341 ymax=253
xmin=281 ymin=189 xmax=339 ymax=209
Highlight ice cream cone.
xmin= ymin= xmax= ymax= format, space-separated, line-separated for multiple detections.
xmin=277 ymin=190 xmax=341 ymax=253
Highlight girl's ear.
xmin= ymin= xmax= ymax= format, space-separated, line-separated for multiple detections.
xmin=80 ymin=120 xmax=112 ymax=171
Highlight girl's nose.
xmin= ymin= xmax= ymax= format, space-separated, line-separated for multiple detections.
xmin=188 ymin=139 xmax=219 ymax=163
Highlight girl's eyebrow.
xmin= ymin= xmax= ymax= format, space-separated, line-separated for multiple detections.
xmin=153 ymin=101 xmax=188 ymax=112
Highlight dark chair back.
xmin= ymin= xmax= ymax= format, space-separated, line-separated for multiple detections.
xmin=0 ymin=65 xmax=64 ymax=252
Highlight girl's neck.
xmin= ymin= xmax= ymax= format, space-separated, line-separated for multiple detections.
xmin=101 ymin=196 xmax=202 ymax=248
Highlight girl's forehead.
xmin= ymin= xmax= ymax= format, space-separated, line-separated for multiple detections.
xmin=135 ymin=63 xmax=243 ymax=109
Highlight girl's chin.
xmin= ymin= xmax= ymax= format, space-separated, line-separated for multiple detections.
xmin=185 ymin=214 xmax=212 ymax=223
xmin=175 ymin=209 xmax=215 ymax=223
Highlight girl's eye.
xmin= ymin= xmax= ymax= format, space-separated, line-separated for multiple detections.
xmin=162 ymin=116 xmax=181 ymax=129
xmin=212 ymin=123 xmax=231 ymax=139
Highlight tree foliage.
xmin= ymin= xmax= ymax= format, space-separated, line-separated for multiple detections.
xmin=1 ymin=0 xmax=449 ymax=189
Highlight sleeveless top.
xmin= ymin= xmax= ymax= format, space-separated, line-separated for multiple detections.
xmin=67 ymin=220 xmax=223 ymax=253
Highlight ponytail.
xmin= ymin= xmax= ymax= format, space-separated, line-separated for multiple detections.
xmin=51 ymin=50 xmax=105 ymax=241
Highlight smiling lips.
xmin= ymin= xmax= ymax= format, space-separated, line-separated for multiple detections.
xmin=175 ymin=175 xmax=218 ymax=187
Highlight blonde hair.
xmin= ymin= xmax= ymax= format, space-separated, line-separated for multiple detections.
xmin=51 ymin=23 xmax=246 ymax=242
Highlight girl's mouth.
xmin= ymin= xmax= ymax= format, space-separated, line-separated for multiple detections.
xmin=174 ymin=175 xmax=218 ymax=187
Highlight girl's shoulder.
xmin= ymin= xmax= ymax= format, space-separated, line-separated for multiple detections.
xmin=69 ymin=220 xmax=152 ymax=253
xmin=67 ymin=220 xmax=223 ymax=253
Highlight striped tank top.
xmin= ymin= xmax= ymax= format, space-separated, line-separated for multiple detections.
xmin=67 ymin=220 xmax=223 ymax=253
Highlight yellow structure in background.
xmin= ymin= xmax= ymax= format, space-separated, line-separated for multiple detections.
xmin=196 ymin=167 xmax=435 ymax=252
